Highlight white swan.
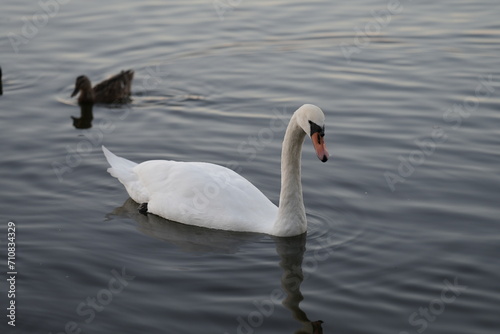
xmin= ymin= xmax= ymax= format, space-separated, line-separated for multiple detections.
xmin=102 ymin=104 xmax=329 ymax=237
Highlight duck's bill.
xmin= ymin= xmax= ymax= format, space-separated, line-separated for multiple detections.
xmin=70 ymin=87 xmax=79 ymax=97
xmin=311 ymin=132 xmax=329 ymax=162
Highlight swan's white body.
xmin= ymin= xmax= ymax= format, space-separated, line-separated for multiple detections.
xmin=103 ymin=104 xmax=329 ymax=237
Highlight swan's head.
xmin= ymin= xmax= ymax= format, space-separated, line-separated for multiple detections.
xmin=295 ymin=104 xmax=329 ymax=163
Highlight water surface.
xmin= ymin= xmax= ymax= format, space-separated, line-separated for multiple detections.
xmin=1 ymin=1 xmax=499 ymax=333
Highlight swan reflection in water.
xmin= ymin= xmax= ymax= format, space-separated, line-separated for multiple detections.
xmin=71 ymin=103 xmax=94 ymax=129
xmin=109 ymin=198 xmax=325 ymax=333
xmin=274 ymin=235 xmax=324 ymax=334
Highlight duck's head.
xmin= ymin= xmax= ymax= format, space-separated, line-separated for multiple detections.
xmin=71 ymin=75 xmax=92 ymax=97
xmin=295 ymin=104 xmax=329 ymax=163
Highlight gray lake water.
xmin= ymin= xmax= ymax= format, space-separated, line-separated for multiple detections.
xmin=1 ymin=1 xmax=499 ymax=333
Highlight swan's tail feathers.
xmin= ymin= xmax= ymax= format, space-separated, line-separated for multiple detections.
xmin=102 ymin=146 xmax=149 ymax=204
xmin=102 ymin=145 xmax=138 ymax=182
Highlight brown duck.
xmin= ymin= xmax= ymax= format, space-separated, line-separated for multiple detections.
xmin=71 ymin=70 xmax=134 ymax=104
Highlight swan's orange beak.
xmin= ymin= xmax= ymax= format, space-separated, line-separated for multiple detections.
xmin=312 ymin=132 xmax=329 ymax=162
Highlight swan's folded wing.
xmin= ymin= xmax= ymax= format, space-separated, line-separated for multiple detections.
xmin=134 ymin=160 xmax=278 ymax=233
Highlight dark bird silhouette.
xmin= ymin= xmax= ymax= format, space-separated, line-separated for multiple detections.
xmin=71 ymin=70 xmax=133 ymax=104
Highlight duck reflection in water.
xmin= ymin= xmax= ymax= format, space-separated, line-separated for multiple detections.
xmin=71 ymin=103 xmax=93 ymax=129
xmin=109 ymin=198 xmax=325 ymax=333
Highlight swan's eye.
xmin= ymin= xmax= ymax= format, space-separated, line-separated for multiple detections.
xmin=309 ymin=121 xmax=325 ymax=137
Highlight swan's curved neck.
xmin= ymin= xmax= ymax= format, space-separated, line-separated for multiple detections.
xmin=273 ymin=113 xmax=307 ymax=236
